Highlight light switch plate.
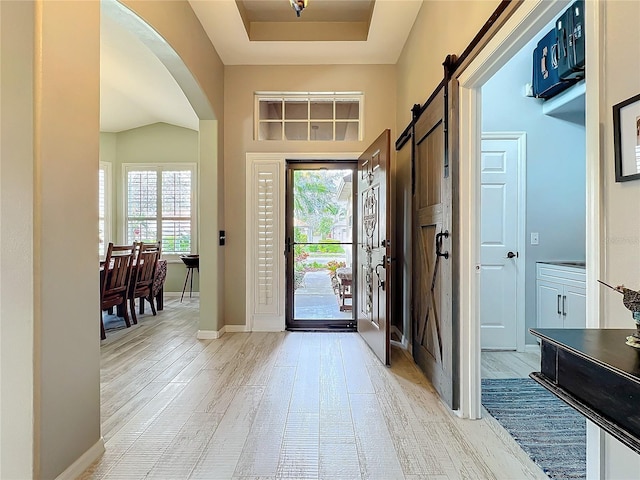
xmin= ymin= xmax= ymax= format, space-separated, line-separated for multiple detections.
xmin=531 ymin=232 xmax=539 ymax=245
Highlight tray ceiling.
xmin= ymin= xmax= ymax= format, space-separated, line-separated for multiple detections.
xmin=100 ymin=0 xmax=422 ymax=132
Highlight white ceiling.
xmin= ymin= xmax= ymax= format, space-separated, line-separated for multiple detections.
xmin=100 ymin=13 xmax=198 ymax=132
xmin=100 ymin=0 xmax=422 ymax=133
xmin=190 ymin=0 xmax=422 ymax=65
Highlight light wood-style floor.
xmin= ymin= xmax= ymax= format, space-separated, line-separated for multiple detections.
xmin=481 ymin=350 xmax=541 ymax=379
xmin=81 ymin=297 xmax=547 ymax=479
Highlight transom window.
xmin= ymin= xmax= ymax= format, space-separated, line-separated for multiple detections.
xmin=123 ymin=163 xmax=197 ymax=256
xmin=255 ymin=92 xmax=363 ymax=141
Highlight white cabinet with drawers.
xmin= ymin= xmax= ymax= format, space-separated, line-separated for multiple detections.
xmin=536 ymin=262 xmax=586 ymax=329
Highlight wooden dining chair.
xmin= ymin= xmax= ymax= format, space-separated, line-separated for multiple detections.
xmin=100 ymin=242 xmax=135 ymax=340
xmin=136 ymin=240 xmax=163 ymax=314
xmin=140 ymin=241 xmax=162 ymax=254
xmin=129 ymin=242 xmax=160 ymax=325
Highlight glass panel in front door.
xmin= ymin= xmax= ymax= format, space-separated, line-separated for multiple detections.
xmin=291 ymin=168 xmax=354 ymax=322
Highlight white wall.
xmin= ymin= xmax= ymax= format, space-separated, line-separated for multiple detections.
xmin=602 ymin=2 xmax=640 ymax=319
xmin=0 ymin=1 xmax=35 ymax=477
xmin=482 ymin=30 xmax=586 ymax=345
xmin=0 ymin=1 xmax=225 ymax=476
xmin=600 ymin=0 xmax=640 ymax=477
xmin=36 ymin=2 xmax=102 ymax=478
xmin=223 ymin=65 xmax=396 ymax=327
xmin=395 ymin=0 xmax=500 ymax=339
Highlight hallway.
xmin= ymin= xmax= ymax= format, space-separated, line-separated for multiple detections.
xmin=82 ymin=297 xmax=545 ymax=479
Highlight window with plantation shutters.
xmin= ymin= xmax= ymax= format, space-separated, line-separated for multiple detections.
xmin=123 ymin=163 xmax=196 ymax=256
xmin=257 ymin=170 xmax=276 ymax=306
xmin=162 ymin=170 xmax=192 ymax=254
xmin=247 ymin=158 xmax=283 ymax=328
xmin=127 ymin=170 xmax=158 ymax=244
xmin=99 ymin=162 xmax=112 ymax=257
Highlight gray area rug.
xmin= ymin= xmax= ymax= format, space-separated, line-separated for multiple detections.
xmin=482 ymin=378 xmax=586 ymax=479
xmin=102 ymin=312 xmax=129 ymax=332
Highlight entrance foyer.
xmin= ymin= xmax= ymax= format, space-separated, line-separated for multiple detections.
xmin=82 ymin=298 xmax=545 ymax=479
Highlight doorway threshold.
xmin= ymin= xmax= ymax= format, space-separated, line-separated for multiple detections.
xmin=286 ymin=322 xmax=356 ymax=333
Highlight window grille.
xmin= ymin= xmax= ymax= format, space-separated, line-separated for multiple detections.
xmin=123 ymin=164 xmax=196 ymax=255
xmin=255 ymin=92 xmax=363 ymax=141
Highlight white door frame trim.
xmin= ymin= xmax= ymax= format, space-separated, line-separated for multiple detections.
xmin=245 ymin=152 xmax=360 ymax=332
xmin=583 ymin=1 xmax=605 ymax=475
xmin=481 ymin=131 xmax=527 ymax=353
xmin=457 ymin=0 xmax=603 ymax=476
xmin=458 ymin=0 xmax=569 ymax=421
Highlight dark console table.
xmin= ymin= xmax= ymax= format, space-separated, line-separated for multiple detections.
xmin=530 ymin=328 xmax=640 ymax=454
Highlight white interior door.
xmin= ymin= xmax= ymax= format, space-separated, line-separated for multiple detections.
xmin=480 ymin=134 xmax=524 ymax=350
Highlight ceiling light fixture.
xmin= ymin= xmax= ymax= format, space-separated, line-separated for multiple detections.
xmin=290 ymin=0 xmax=308 ymax=17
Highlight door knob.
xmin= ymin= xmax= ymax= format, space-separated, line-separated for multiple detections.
xmin=506 ymin=251 xmax=517 ymax=259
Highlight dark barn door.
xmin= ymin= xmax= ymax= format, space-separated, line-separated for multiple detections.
xmin=412 ymin=71 xmax=458 ymax=409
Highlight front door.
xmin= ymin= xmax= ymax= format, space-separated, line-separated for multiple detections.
xmin=357 ymin=130 xmax=391 ymax=365
xmin=480 ymin=135 xmax=522 ymax=350
xmin=412 ymin=81 xmax=457 ymax=409
xmin=285 ymin=162 xmax=357 ymax=330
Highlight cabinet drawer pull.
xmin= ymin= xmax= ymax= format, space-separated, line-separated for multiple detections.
xmin=557 ymin=295 xmax=562 ymax=315
xmin=562 ymin=295 xmax=567 ymax=316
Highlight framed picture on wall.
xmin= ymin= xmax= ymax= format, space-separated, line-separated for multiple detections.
xmin=613 ymin=93 xmax=640 ymax=182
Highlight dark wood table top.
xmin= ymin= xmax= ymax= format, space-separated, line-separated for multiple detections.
xmin=531 ymin=328 xmax=640 ymax=383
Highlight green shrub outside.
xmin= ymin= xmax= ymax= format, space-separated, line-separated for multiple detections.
xmin=306 ymin=239 xmax=345 ymax=254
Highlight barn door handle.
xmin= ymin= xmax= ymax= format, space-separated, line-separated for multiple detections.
xmin=435 ymin=230 xmax=449 ymax=259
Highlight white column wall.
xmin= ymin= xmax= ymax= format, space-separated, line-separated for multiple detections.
xmin=0 ymin=1 xmax=35 ymax=477
xmin=35 ymin=2 xmax=102 ymax=478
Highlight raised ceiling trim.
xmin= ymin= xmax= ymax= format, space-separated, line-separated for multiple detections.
xmin=235 ymin=0 xmax=375 ymax=42
xmin=250 ymin=22 xmax=369 ymax=42
xmin=190 ymin=0 xmax=423 ymax=65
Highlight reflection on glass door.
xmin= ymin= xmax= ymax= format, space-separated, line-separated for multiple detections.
xmin=285 ymin=162 xmax=356 ymax=330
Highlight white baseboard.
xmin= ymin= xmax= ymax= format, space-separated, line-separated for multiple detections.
xmin=55 ymin=437 xmax=104 ymax=480
xmin=226 ymin=324 xmax=250 ymax=333
xmin=197 ymin=328 xmax=225 ymax=339
xmin=197 ymin=324 xmax=250 ymax=339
